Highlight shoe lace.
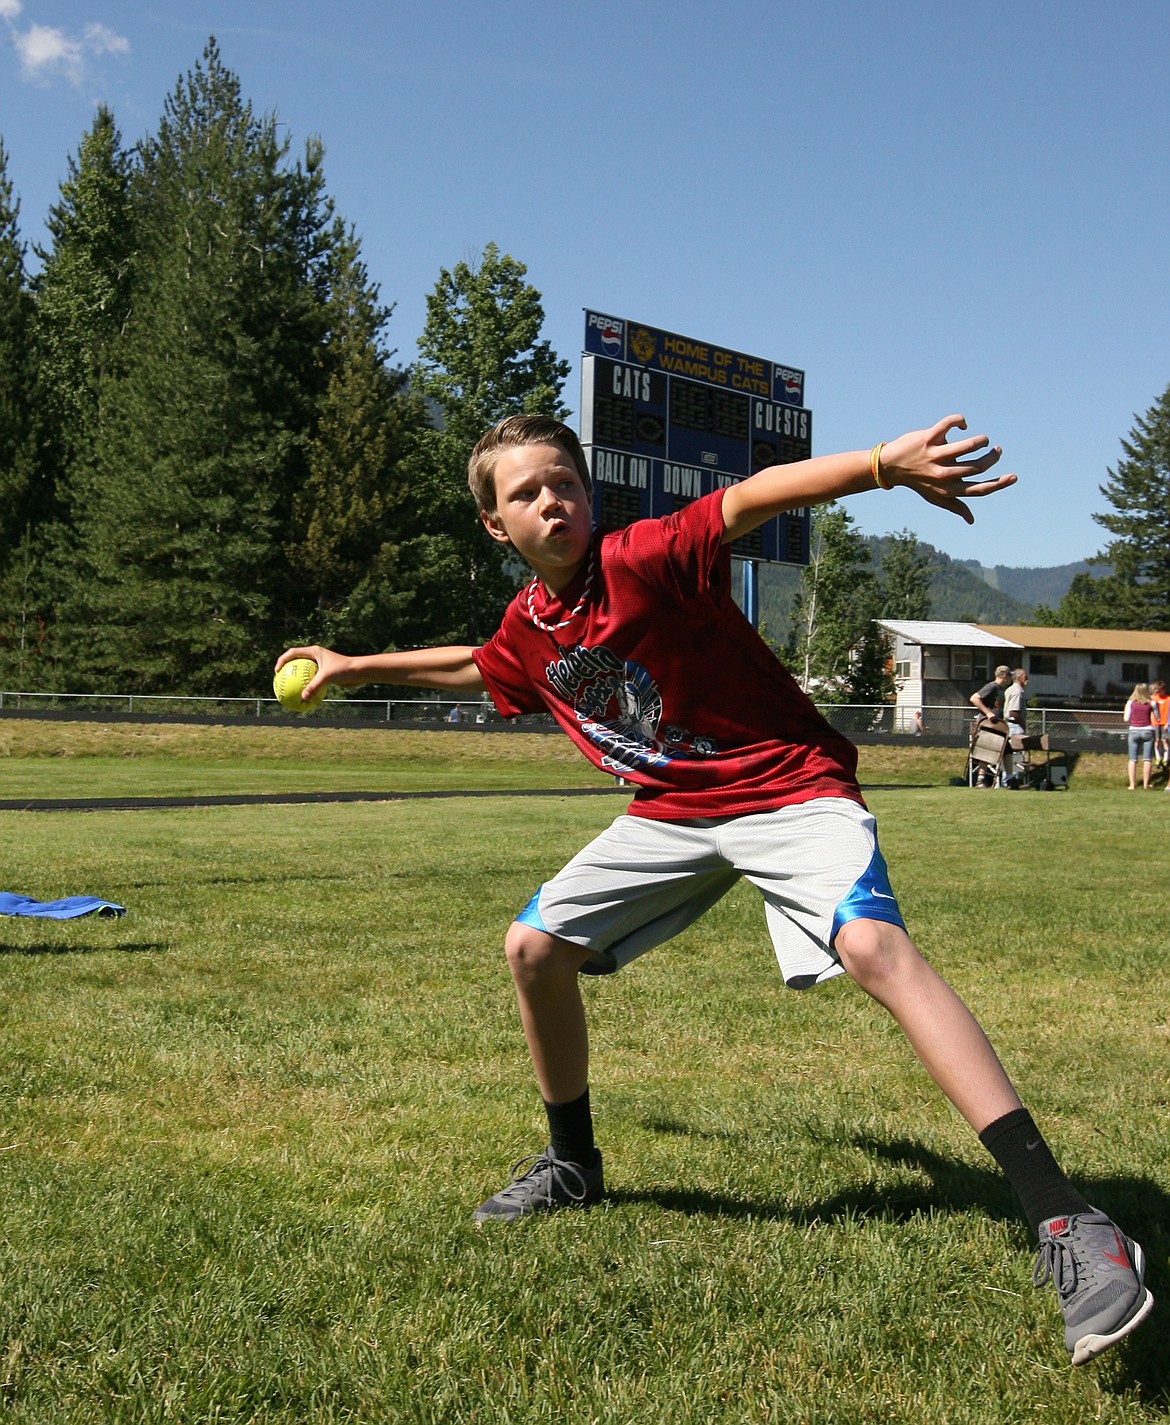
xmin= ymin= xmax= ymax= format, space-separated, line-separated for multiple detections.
xmin=500 ymin=1152 xmax=592 ymax=1209
xmin=1033 ymin=1234 xmax=1078 ymax=1297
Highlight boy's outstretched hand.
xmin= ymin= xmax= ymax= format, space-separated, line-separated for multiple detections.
xmin=274 ymin=644 xmax=342 ymax=703
xmin=881 ymin=415 xmax=1016 ymax=525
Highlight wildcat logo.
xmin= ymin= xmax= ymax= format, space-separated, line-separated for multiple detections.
xmin=630 ymin=327 xmax=657 ymax=365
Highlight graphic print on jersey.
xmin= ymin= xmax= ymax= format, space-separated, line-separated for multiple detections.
xmin=543 ymin=641 xmax=719 ymax=775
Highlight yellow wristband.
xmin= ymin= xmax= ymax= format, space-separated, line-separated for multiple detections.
xmin=870 ymin=442 xmax=890 ymax=490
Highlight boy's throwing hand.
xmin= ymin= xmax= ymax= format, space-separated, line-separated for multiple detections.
xmin=881 ymin=413 xmax=1016 ymax=524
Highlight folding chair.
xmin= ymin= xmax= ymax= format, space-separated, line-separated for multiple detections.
xmin=968 ymin=721 xmax=1008 ymax=788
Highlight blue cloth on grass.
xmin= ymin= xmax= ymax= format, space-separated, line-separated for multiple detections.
xmin=0 ymin=892 xmax=126 ymax=920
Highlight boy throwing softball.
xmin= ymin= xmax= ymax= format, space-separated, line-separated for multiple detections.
xmin=277 ymin=413 xmax=1152 ymax=1366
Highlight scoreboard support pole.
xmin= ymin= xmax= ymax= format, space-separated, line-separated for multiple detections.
xmin=741 ymin=559 xmax=759 ymax=629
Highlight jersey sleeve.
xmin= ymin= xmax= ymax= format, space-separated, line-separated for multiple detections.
xmin=472 ymin=615 xmax=544 ymax=718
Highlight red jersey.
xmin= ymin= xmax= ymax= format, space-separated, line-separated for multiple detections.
xmin=473 ymin=489 xmax=863 ymax=821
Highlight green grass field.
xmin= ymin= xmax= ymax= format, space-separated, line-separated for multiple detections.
xmin=0 ymin=723 xmax=1166 ymax=1422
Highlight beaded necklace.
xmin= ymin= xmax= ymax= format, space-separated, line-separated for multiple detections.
xmin=525 ymin=543 xmax=595 ymax=634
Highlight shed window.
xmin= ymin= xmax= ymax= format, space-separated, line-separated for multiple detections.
xmin=951 ymin=650 xmax=991 ymax=682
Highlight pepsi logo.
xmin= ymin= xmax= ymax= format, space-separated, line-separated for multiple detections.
xmin=588 ymin=312 xmax=625 ymax=355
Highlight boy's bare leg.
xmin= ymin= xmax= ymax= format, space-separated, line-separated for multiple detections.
xmin=473 ymin=924 xmax=601 ymax=1222
xmin=833 ymin=918 xmax=1021 ymax=1131
xmin=834 ymin=916 xmax=1152 ymax=1365
xmin=503 ymin=921 xmax=593 ymax=1105
xmin=504 ymin=915 xmax=1019 ymax=1140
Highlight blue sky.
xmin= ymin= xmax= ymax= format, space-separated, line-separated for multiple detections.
xmin=2 ymin=0 xmax=1167 ymax=571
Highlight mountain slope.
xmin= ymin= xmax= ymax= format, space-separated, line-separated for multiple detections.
xmin=752 ymin=538 xmax=1092 ymax=644
xmin=958 ymin=560 xmax=1106 ymax=608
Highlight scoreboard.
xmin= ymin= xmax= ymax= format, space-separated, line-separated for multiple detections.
xmin=580 ymin=310 xmax=812 ymax=565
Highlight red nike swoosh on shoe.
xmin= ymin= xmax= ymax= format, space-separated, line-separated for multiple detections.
xmin=1103 ymin=1228 xmax=1131 ymax=1268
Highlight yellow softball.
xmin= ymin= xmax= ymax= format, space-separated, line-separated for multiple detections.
xmin=273 ymin=657 xmax=326 ymax=713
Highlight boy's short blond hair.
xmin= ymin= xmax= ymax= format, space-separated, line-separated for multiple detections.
xmin=467 ymin=415 xmax=592 ymax=515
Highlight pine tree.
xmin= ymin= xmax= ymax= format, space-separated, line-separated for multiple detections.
xmin=0 ymin=138 xmax=36 ymax=537
xmin=0 ymin=138 xmax=44 ymax=684
xmin=34 ymin=107 xmax=134 ymax=481
xmin=1048 ymin=384 xmax=1170 ymax=630
xmin=288 ymin=222 xmax=428 ymax=650
xmin=59 ymin=40 xmax=334 ymax=693
xmin=407 ymin=243 xmax=570 ymax=643
xmin=19 ymin=110 xmax=137 ymax=687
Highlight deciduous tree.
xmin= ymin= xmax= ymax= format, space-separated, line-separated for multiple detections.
xmin=789 ymin=503 xmax=888 ymax=703
xmin=407 ymin=243 xmax=570 ymax=643
xmin=879 ymin=528 xmax=932 ymax=621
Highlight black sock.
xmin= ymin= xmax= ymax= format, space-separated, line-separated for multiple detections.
xmin=979 ymin=1107 xmax=1092 ymax=1237
xmin=545 ymin=1087 xmax=595 ymax=1165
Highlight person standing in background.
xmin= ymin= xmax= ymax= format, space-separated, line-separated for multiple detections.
xmin=1003 ymin=668 xmax=1028 ymax=788
xmin=970 ymin=665 xmax=1011 ymax=724
xmin=1150 ymin=678 xmax=1169 ymax=774
xmin=1124 ymin=683 xmax=1155 ymax=790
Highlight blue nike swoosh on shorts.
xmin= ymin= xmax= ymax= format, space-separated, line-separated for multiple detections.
xmin=829 ymin=843 xmax=906 ymax=943
xmin=516 ymin=888 xmax=547 ymax=931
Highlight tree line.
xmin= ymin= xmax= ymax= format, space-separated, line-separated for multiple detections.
xmin=0 ymin=40 xmax=567 ymax=696
xmin=1 ymin=40 xmax=1164 ymax=700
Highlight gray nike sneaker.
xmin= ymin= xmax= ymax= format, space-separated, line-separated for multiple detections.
xmin=473 ymin=1147 xmax=603 ymax=1223
xmin=1033 ymin=1209 xmax=1155 ymax=1365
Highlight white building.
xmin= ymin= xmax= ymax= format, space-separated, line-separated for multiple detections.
xmin=878 ymin=620 xmax=1170 ymax=730
xmin=980 ymin=625 xmax=1170 ymax=703
xmin=879 ymin=621 xmax=1022 ymax=732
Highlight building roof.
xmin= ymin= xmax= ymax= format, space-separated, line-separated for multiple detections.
xmin=980 ymin=625 xmax=1170 ymax=653
xmin=877 ymin=620 xmax=1023 ymax=650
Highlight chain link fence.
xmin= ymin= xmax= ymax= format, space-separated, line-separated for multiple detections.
xmin=0 ymin=690 xmax=1130 ymax=748
xmin=820 ymin=703 xmax=1127 ymax=748
xmin=0 ymin=689 xmax=554 ymax=730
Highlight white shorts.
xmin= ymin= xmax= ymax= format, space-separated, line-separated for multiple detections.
xmin=514 ymin=797 xmax=905 ymax=989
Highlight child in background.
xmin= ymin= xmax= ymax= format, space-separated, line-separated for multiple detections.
xmin=1150 ymin=678 xmax=1169 ymax=774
